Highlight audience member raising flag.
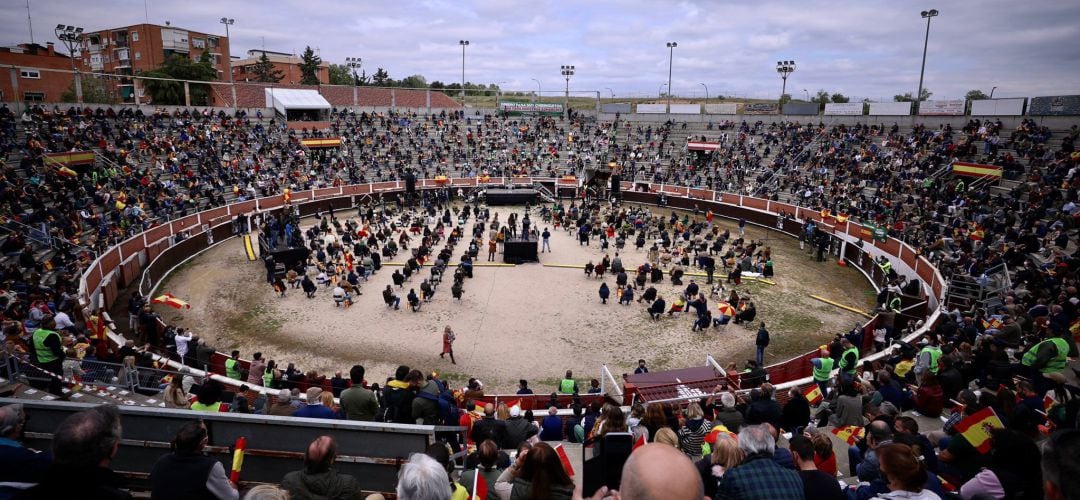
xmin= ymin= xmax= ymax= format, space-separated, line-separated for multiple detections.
xmin=953 ymin=406 xmax=1004 ymax=453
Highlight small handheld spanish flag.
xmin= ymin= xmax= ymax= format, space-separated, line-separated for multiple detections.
xmin=283 ymin=188 xmax=292 ymax=203
xmin=802 ymin=384 xmax=824 ymax=406
xmin=954 ymin=407 xmax=1004 ymax=453
xmin=832 ymin=425 xmax=865 ymax=446
xmin=229 ymin=436 xmax=246 ymax=485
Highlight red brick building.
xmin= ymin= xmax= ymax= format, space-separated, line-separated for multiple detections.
xmin=0 ymin=42 xmax=77 ymax=103
xmin=231 ymin=50 xmax=329 ymax=85
xmin=77 ymin=23 xmax=230 ymax=102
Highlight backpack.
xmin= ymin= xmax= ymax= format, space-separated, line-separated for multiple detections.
xmin=415 ymin=379 xmax=459 ymax=425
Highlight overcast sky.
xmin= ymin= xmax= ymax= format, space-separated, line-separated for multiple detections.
xmin=5 ymin=0 xmax=1079 ymax=101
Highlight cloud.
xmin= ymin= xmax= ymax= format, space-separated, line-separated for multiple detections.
xmin=3 ymin=0 xmax=1077 ymax=100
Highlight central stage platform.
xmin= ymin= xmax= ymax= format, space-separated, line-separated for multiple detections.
xmin=503 ymin=238 xmax=539 ymax=264
xmin=485 ymin=188 xmax=538 ymax=205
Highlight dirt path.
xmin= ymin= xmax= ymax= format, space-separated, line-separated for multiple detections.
xmin=156 ymin=203 xmax=874 ymax=392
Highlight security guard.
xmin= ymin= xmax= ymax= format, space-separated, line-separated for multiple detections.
xmin=811 ymin=348 xmax=835 ymax=397
xmin=558 ymin=370 xmax=578 ymax=395
xmin=838 ymin=338 xmax=860 ymax=375
xmin=30 ymin=317 xmax=66 ymax=397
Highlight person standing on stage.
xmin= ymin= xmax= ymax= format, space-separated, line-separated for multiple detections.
xmin=440 ymin=325 xmax=457 ymax=364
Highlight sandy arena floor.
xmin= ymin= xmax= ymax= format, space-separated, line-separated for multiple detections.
xmin=156 ymin=202 xmax=875 ymax=393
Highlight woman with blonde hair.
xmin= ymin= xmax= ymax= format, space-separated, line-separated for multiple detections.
xmin=496 ymin=402 xmax=510 ymax=421
xmin=654 ymin=427 xmax=680 ymax=449
xmin=696 ymin=432 xmax=743 ymax=499
xmin=320 ymin=391 xmax=343 ymax=419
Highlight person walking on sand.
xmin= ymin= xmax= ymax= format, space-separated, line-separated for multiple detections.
xmin=440 ymin=325 xmax=457 ymax=364
xmin=488 ymin=239 xmax=497 ymax=261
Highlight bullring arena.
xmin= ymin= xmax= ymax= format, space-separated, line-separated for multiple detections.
xmin=160 ymin=198 xmax=873 ymax=392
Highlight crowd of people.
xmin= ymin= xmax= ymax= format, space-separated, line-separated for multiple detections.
xmin=2 ymin=99 xmax=1080 ymax=498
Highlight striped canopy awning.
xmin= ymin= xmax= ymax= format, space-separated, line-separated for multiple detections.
xmin=952 ymin=161 xmax=1003 ymax=178
xmin=687 ymin=141 xmax=721 ymax=151
xmin=44 ymin=151 xmax=95 ymax=166
xmin=300 ymin=137 xmax=342 ymax=148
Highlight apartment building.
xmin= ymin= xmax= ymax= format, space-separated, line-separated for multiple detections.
xmin=0 ymin=42 xmax=77 ymax=103
xmin=231 ymin=49 xmax=329 ymax=85
xmin=78 ymin=23 xmax=231 ymax=102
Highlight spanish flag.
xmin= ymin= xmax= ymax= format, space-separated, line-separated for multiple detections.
xmin=151 ymin=292 xmax=191 ymax=310
xmin=953 ymin=406 xmax=1003 ymax=453
xmin=835 ymin=213 xmax=849 ymax=224
xmin=832 ymin=425 xmax=865 ymax=446
xmin=820 ymin=209 xmax=832 ymax=220
xmin=553 ymin=443 xmax=575 ymax=476
xmin=58 ymin=166 xmax=78 ymax=177
xmin=803 ymin=384 xmax=824 ymax=406
xmin=283 ymin=188 xmax=292 ymax=203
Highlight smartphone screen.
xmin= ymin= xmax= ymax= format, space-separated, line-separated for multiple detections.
xmin=582 ymin=432 xmax=634 ymax=497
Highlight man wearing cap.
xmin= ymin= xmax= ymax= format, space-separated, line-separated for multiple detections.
xmin=502 ymin=405 xmax=537 ymax=449
xmin=293 ymin=388 xmax=340 ymax=419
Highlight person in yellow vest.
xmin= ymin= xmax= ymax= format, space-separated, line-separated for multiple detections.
xmin=810 ymin=348 xmax=835 ymax=398
xmin=915 ymin=336 xmax=943 ymax=379
xmin=1022 ymin=329 xmax=1077 ymax=392
xmin=837 ymin=338 xmax=859 ymax=376
xmin=558 ymin=370 xmax=578 ymax=395
xmin=30 ymin=317 xmax=67 ymax=397
xmin=190 ymin=380 xmax=225 ymax=412
xmin=225 ymin=350 xmax=243 ymax=380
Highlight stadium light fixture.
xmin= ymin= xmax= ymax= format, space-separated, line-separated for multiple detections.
xmin=54 ymin=24 xmax=84 ymax=104
xmin=666 ymin=42 xmax=677 ymax=108
xmin=561 ymin=65 xmax=574 ymax=110
xmin=776 ymin=60 xmax=796 ymax=103
xmin=915 ymin=9 xmax=939 ymax=113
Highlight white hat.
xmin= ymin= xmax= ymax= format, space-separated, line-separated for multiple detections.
xmin=510 ymin=406 xmax=521 ymax=417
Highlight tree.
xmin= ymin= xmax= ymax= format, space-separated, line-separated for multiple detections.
xmin=965 ymin=89 xmax=989 ymax=101
xmin=251 ymin=51 xmax=284 ymax=83
xmin=140 ymin=53 xmax=218 ymax=105
xmin=61 ymin=75 xmax=119 ymax=104
xmin=429 ymin=81 xmax=445 ymax=90
xmin=779 ymin=93 xmax=791 ymax=105
xmin=371 ymin=68 xmax=391 ymax=87
xmin=811 ymin=90 xmax=831 ymax=111
xmin=398 ymin=74 xmax=428 ymax=89
xmin=894 ymin=88 xmax=933 ymax=102
xmin=298 ymin=46 xmax=322 ymax=85
xmin=327 ymin=64 xmax=354 ymax=86
xmin=354 ymin=69 xmax=370 ymax=86
xmin=830 ymin=93 xmax=850 ymax=103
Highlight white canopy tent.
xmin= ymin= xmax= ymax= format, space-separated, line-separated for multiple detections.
xmin=264 ymin=88 xmax=331 ymax=121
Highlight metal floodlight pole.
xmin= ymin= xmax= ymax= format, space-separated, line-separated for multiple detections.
xmin=915 ymin=9 xmax=939 ymax=114
xmin=531 ymin=78 xmax=541 ymax=102
xmin=220 ymin=17 xmax=235 ymax=107
xmin=700 ymin=82 xmax=708 ymax=102
xmin=989 ymin=86 xmax=997 ymax=98
xmin=561 ymin=64 xmax=574 ymax=111
xmin=459 ymin=40 xmax=469 ymax=103
xmin=55 ymin=24 xmax=84 ymax=104
xmin=345 ymin=56 xmax=362 ymax=84
xmin=666 ymin=42 xmax=677 ymax=109
xmin=776 ymin=59 xmax=796 ymax=103
xmin=605 ymin=87 xmax=614 ymax=99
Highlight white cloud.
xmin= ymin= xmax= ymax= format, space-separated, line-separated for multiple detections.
xmin=2 ymin=0 xmax=1077 ymax=99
